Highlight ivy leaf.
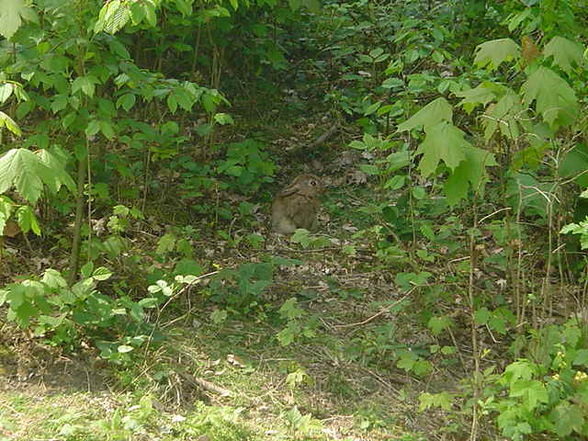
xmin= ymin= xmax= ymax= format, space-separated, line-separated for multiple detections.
xmin=415 ymin=121 xmax=468 ymax=176
xmin=521 ymin=67 xmax=578 ymax=129
xmin=444 ymin=146 xmax=497 ymax=206
xmin=543 ymin=36 xmax=584 ymax=75
xmin=397 ymin=97 xmax=453 ymax=132
xmin=0 ymin=0 xmax=34 ymax=39
xmin=474 ymin=38 xmax=520 ymax=71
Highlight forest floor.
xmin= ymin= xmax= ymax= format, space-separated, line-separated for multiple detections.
xmin=0 ymin=94 xmax=471 ymax=441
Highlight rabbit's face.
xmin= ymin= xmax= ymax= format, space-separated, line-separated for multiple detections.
xmin=282 ymin=174 xmax=323 ymax=197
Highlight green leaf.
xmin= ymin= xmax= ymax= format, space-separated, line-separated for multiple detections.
xmin=156 ymin=233 xmax=176 ymax=255
xmin=444 ymin=146 xmax=497 ymax=205
xmin=116 ymin=93 xmax=136 ymax=111
xmin=92 ymin=267 xmax=112 ymax=281
xmin=419 ymin=392 xmax=453 ymax=411
xmin=552 ymin=402 xmax=585 ymax=437
xmin=415 ymin=121 xmax=468 ymax=176
xmin=0 ymin=149 xmax=53 ymax=204
xmin=509 ymin=379 xmax=548 ymax=410
xmin=474 ymin=38 xmax=520 ymax=71
xmin=0 ymin=0 xmax=33 ymax=39
xmin=71 ymin=76 xmax=99 ymax=98
xmin=16 ymin=205 xmax=40 ymax=235
xmin=521 ymin=67 xmax=578 ymax=129
xmin=95 ymin=0 xmax=131 ymax=34
xmin=543 ymin=36 xmax=584 ymax=75
xmin=482 ymin=91 xmax=529 ymax=140
xmin=456 ymin=82 xmax=500 ymax=114
xmin=117 ymin=345 xmax=134 ymax=353
xmin=0 ymin=83 xmax=14 ymax=103
xmin=36 ymin=148 xmax=76 ymax=194
xmin=428 ymin=315 xmax=453 ymax=335
xmin=0 ymin=111 xmax=21 ymax=136
xmin=397 ymin=97 xmax=453 ymax=132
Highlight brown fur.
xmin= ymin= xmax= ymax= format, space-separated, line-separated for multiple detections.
xmin=271 ymin=174 xmax=322 ymax=234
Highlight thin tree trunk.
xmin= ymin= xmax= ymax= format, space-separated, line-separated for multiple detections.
xmin=68 ymin=155 xmax=86 ymax=286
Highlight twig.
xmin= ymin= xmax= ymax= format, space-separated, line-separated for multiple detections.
xmin=333 ymin=289 xmax=414 ymax=329
xmin=178 ymin=371 xmax=232 ymax=397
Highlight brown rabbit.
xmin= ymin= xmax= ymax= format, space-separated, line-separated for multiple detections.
xmin=271 ymin=174 xmax=322 ymax=234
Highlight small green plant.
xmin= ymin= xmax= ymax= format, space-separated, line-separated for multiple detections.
xmin=216 ymin=139 xmax=276 ymax=194
xmin=281 ymin=406 xmax=322 ymax=440
xmin=276 ymin=297 xmax=320 ymax=346
xmin=482 ymin=321 xmax=588 ymax=440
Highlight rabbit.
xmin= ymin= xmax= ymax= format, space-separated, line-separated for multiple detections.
xmin=271 ymin=174 xmax=323 ymax=234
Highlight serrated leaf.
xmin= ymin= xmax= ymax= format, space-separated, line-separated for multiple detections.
xmin=543 ymin=36 xmax=584 ymax=74
xmin=474 ymin=38 xmax=520 ymax=71
xmin=0 ymin=149 xmax=54 ymax=203
xmin=456 ymin=82 xmax=503 ymax=113
xmin=397 ymin=97 xmax=453 ymax=132
xmin=483 ymin=91 xmax=529 ymax=140
xmin=444 ymin=146 xmax=497 ymax=205
xmin=521 ymin=67 xmax=578 ymax=129
xmin=36 ymin=148 xmax=76 ymax=194
xmin=95 ymin=0 xmax=131 ymax=34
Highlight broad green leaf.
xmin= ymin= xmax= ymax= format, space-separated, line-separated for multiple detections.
xmin=36 ymin=148 xmax=76 ymax=193
xmin=415 ymin=121 xmax=468 ymax=176
xmin=521 ymin=67 xmax=578 ymax=129
xmin=0 ymin=0 xmax=33 ymax=39
xmin=559 ymin=144 xmax=588 ymax=188
xmin=0 ymin=83 xmax=14 ymax=103
xmin=444 ymin=146 xmax=497 ymax=206
xmin=116 ymin=93 xmax=136 ymax=111
xmin=92 ymin=267 xmax=113 ymax=281
xmin=510 ymin=379 xmax=548 ymax=409
xmin=16 ymin=205 xmax=40 ymax=235
xmin=552 ymin=402 xmax=585 ymax=437
xmin=543 ymin=36 xmax=584 ymax=74
xmin=71 ymin=76 xmax=99 ymax=98
xmin=0 ymin=111 xmax=21 ymax=135
xmin=397 ymin=97 xmax=453 ymax=132
xmin=456 ymin=82 xmax=506 ymax=114
xmin=483 ymin=92 xmax=529 ymax=140
xmin=95 ymin=0 xmax=131 ymax=34
xmin=0 ymin=149 xmax=53 ymax=203
xmin=174 ymin=0 xmax=192 ymax=16
xmin=419 ymin=392 xmax=453 ymax=411
xmin=474 ymin=38 xmax=520 ymax=71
